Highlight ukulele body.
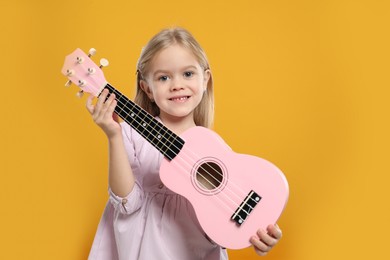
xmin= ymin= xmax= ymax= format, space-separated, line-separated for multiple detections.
xmin=160 ymin=126 xmax=289 ymax=249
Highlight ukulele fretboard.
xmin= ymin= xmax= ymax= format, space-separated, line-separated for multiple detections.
xmin=102 ymin=83 xmax=184 ymax=160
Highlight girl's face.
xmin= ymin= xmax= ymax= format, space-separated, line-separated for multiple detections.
xmin=141 ymin=44 xmax=210 ymax=126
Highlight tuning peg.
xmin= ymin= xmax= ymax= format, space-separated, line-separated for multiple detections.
xmin=88 ymin=48 xmax=97 ymax=57
xmin=87 ymin=67 xmax=96 ymax=75
xmin=76 ymin=56 xmax=84 ymax=64
xmin=66 ymin=69 xmax=74 ymax=76
xmin=65 ymin=80 xmax=72 ymax=87
xmin=99 ymin=58 xmax=109 ymax=68
xmin=78 ymin=80 xmax=87 ymax=87
xmin=76 ymin=90 xmax=84 ymax=98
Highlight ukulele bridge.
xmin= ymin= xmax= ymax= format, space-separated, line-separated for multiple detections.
xmin=231 ymin=190 xmax=261 ymax=226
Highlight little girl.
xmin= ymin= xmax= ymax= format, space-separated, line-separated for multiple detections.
xmin=86 ymin=27 xmax=282 ymax=260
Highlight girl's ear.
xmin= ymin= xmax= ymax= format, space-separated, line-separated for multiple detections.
xmin=203 ymin=69 xmax=211 ymax=91
xmin=140 ymin=80 xmax=154 ymax=99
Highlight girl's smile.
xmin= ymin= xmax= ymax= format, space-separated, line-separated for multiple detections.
xmin=169 ymin=95 xmax=190 ymax=102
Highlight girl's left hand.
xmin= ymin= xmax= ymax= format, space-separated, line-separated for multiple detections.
xmin=250 ymin=224 xmax=282 ymax=256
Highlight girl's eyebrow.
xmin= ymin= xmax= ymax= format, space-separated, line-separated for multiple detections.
xmin=152 ymin=69 xmax=170 ymax=76
xmin=182 ymin=65 xmax=198 ymax=71
xmin=152 ymin=65 xmax=198 ymax=76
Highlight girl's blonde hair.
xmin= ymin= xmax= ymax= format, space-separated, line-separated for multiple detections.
xmin=135 ymin=27 xmax=214 ymax=128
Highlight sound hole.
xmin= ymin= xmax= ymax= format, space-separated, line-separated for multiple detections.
xmin=196 ymin=162 xmax=223 ymax=190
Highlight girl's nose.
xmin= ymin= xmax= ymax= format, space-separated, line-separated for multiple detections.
xmin=170 ymin=77 xmax=184 ymax=91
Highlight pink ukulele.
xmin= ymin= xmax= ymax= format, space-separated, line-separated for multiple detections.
xmin=61 ymin=48 xmax=289 ymax=249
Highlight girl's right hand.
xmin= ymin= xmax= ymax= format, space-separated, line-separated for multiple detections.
xmin=86 ymin=89 xmax=121 ymax=139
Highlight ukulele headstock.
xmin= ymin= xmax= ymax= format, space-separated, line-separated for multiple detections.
xmin=61 ymin=48 xmax=108 ymax=97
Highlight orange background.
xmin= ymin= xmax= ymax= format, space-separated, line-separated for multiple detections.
xmin=1 ymin=0 xmax=389 ymax=259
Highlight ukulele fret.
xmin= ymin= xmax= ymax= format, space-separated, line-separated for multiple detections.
xmin=231 ymin=190 xmax=261 ymax=226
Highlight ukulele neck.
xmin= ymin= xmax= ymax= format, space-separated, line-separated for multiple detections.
xmin=103 ymin=83 xmax=185 ymax=160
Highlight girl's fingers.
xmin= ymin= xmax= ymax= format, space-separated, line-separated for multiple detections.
xmin=90 ymin=90 xmax=116 ymax=120
xmin=112 ymin=112 xmax=119 ymax=122
xmin=105 ymin=97 xmax=117 ymax=119
xmin=94 ymin=89 xmax=109 ymax=114
xmin=250 ymin=224 xmax=282 ymax=256
xmin=268 ymin=224 xmax=282 ymax=240
xmin=86 ymin=94 xmax=95 ymax=114
xmin=100 ymin=91 xmax=115 ymax=110
xmin=85 ymin=89 xmax=120 ymax=137
xmin=250 ymin=236 xmax=270 ymax=256
xmin=256 ymin=228 xmax=278 ymax=247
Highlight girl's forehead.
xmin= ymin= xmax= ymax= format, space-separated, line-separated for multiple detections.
xmin=149 ymin=44 xmax=200 ymax=70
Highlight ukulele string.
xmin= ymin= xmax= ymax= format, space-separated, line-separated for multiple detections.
xmin=107 ymin=86 xmax=256 ymax=217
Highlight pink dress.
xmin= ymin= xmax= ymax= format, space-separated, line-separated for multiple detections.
xmin=88 ymin=121 xmax=228 ymax=260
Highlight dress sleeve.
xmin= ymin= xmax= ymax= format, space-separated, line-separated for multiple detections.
xmin=108 ymin=183 xmax=144 ymax=215
xmin=108 ymin=123 xmax=144 ymax=215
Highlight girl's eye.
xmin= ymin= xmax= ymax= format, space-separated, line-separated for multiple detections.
xmin=158 ymin=75 xmax=169 ymax=81
xmin=184 ymin=71 xmax=194 ymax=78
